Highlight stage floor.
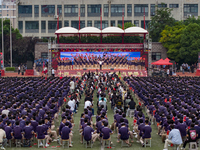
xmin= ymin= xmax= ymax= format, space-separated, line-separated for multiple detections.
xmin=55 ymin=69 xmax=147 ymax=77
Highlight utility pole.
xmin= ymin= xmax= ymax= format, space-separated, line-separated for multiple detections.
xmin=1 ymin=1 xmax=4 ymax=69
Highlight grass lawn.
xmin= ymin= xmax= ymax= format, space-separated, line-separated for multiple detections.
xmin=5 ymin=88 xmax=189 ymax=150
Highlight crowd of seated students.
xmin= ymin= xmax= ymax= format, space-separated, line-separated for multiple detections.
xmin=0 ymin=76 xmax=81 ymax=149
xmin=125 ymin=76 xmax=200 ymax=150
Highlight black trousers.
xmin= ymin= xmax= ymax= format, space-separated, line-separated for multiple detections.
xmin=183 ymin=139 xmax=197 ymax=148
xmin=100 ymin=65 xmax=102 ymax=70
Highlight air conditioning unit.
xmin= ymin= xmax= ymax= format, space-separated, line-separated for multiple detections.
xmin=54 ymin=15 xmax=58 ymax=19
xmin=187 ymin=14 xmax=192 ymax=18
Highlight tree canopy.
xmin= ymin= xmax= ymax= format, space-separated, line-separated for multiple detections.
xmin=148 ymin=5 xmax=175 ymax=42
xmin=0 ymin=18 xmax=41 ymax=66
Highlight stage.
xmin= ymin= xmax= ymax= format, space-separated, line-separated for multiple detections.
xmin=55 ymin=69 xmax=147 ymax=77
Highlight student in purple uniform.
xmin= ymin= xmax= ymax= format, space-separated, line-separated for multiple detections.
xmin=4 ymin=122 xmax=12 ymax=143
xmin=61 ymin=122 xmax=73 ymax=147
xmin=176 ymin=119 xmax=187 ymax=142
xmin=13 ymin=121 xmax=23 ymax=144
xmin=83 ymin=122 xmax=98 ymax=143
xmin=59 ymin=118 xmax=67 ymax=136
xmin=101 ymin=122 xmax=113 ymax=142
xmin=36 ymin=120 xmax=49 ymax=147
xmin=118 ymin=123 xmax=133 ymax=146
xmin=136 ymin=119 xmax=145 ymax=142
xmin=23 ymin=121 xmax=34 ymax=142
xmin=80 ymin=118 xmax=88 ymax=143
xmin=140 ymin=120 xmax=152 ymax=147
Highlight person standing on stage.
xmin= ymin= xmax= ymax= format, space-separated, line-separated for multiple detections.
xmin=98 ymin=59 xmax=104 ymax=70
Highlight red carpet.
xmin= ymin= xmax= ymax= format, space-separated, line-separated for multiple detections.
xmin=195 ymin=69 xmax=200 ymax=76
xmin=25 ymin=69 xmax=34 ymax=75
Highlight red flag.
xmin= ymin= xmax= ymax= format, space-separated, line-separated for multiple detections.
xmin=169 ymin=98 xmax=171 ymax=102
xmin=139 ymin=102 xmax=141 ymax=106
xmin=172 ymin=116 xmax=175 ymax=121
xmin=164 ymin=98 xmax=167 ymax=103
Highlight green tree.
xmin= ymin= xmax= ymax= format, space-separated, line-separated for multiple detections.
xmin=160 ymin=22 xmax=185 ymax=63
xmin=148 ymin=4 xmax=175 ymax=42
xmin=179 ymin=23 xmax=200 ymax=64
xmin=118 ymin=22 xmax=134 ymax=29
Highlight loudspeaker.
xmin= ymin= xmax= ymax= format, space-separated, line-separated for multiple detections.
xmin=83 ymin=68 xmax=87 ymax=70
xmin=110 ymin=68 xmax=114 ymax=70
xmin=27 ymin=61 xmax=33 ymax=69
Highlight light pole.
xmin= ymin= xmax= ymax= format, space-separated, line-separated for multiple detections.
xmin=148 ymin=38 xmax=152 ymax=76
xmin=1 ymin=1 xmax=4 ymax=69
xmin=48 ymin=39 xmax=52 ymax=77
xmin=10 ymin=13 xmax=12 ymax=67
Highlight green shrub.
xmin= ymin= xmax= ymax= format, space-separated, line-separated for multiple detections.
xmin=5 ymin=67 xmax=15 ymax=71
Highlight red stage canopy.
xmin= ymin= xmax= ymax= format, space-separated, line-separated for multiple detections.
xmin=152 ymin=58 xmax=173 ymax=65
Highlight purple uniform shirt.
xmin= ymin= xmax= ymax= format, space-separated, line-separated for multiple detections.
xmin=101 ymin=127 xmax=112 ymax=139
xmin=61 ymin=126 xmax=70 ymax=140
xmin=83 ymin=126 xmax=94 ymax=141
xmin=119 ymin=126 xmax=129 ymax=140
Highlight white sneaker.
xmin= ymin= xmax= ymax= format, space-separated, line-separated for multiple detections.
xmin=53 ymin=139 xmax=57 ymax=142
xmin=136 ymin=140 xmax=140 ymax=143
xmin=45 ymin=143 xmax=49 ymax=147
xmin=39 ymin=143 xmax=43 ymax=147
xmin=69 ymin=144 xmax=73 ymax=147
xmin=163 ymin=149 xmax=168 ymax=150
xmin=0 ymin=147 xmax=5 ymax=150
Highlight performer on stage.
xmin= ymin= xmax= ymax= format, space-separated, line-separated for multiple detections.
xmin=98 ymin=59 xmax=104 ymax=70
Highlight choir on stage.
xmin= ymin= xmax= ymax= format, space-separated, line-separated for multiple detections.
xmin=57 ymin=55 xmax=145 ymax=70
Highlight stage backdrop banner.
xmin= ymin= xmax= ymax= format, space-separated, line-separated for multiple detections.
xmin=60 ymin=52 xmax=140 ymax=60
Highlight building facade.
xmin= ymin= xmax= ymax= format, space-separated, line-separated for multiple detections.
xmin=0 ymin=0 xmax=16 ymax=29
xmin=17 ymin=0 xmax=200 ymax=39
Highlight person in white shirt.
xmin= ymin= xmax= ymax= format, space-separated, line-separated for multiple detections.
xmin=68 ymin=98 xmax=76 ymax=113
xmin=0 ymin=127 xmax=7 ymax=150
xmin=98 ymin=60 xmax=104 ymax=70
xmin=167 ymin=69 xmax=170 ymax=77
xmin=18 ymin=66 xmax=20 ymax=75
xmin=51 ymin=68 xmax=55 ymax=77
xmin=69 ymin=79 xmax=75 ymax=93
xmin=2 ymin=106 xmax=9 ymax=117
xmin=84 ymin=100 xmax=92 ymax=109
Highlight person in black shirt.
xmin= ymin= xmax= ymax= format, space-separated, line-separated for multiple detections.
xmin=84 ymin=94 xmax=92 ymax=102
xmin=182 ymin=123 xmax=198 ymax=150
xmin=126 ymin=98 xmax=136 ymax=116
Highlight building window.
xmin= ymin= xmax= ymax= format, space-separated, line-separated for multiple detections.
xmin=111 ymin=4 xmax=125 ymax=17
xmin=184 ymin=4 xmax=198 ymax=14
xmin=134 ymin=20 xmax=139 ymax=27
xmin=111 ymin=20 xmax=115 ymax=26
xmin=64 ymin=21 xmax=69 ymax=27
xmin=18 ymin=5 xmax=32 ymax=17
xmin=71 ymin=21 xmax=85 ymax=29
xmin=87 ymin=4 xmax=101 ymax=17
xmin=157 ymin=4 xmax=167 ymax=8
xmin=64 ymin=5 xmax=78 ymax=17
xmin=80 ymin=4 xmax=85 ymax=17
xmin=41 ymin=52 xmax=48 ymax=59
xmin=104 ymin=4 xmax=109 ymax=17
xmin=57 ymin=5 xmax=62 ymax=15
xmin=18 ymin=21 xmax=23 ymax=30
xmin=34 ymin=5 xmax=39 ymax=17
xmin=150 ymin=4 xmax=155 ymax=16
xmin=25 ymin=21 xmax=39 ymax=33
xmin=41 ymin=21 xmax=46 ymax=33
xmin=94 ymin=20 xmax=108 ymax=29
xmin=152 ymin=52 xmax=161 ymax=61
xmin=141 ymin=20 xmax=150 ymax=29
xmin=118 ymin=20 xmax=132 ymax=27
xmin=48 ymin=21 xmax=62 ymax=33
xmin=134 ymin=4 xmax=148 ymax=16
xmin=41 ymin=5 xmax=55 ymax=16
xmin=87 ymin=21 xmax=92 ymax=27
xmin=127 ymin=4 xmax=132 ymax=16
xmin=169 ymin=4 xmax=179 ymax=8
